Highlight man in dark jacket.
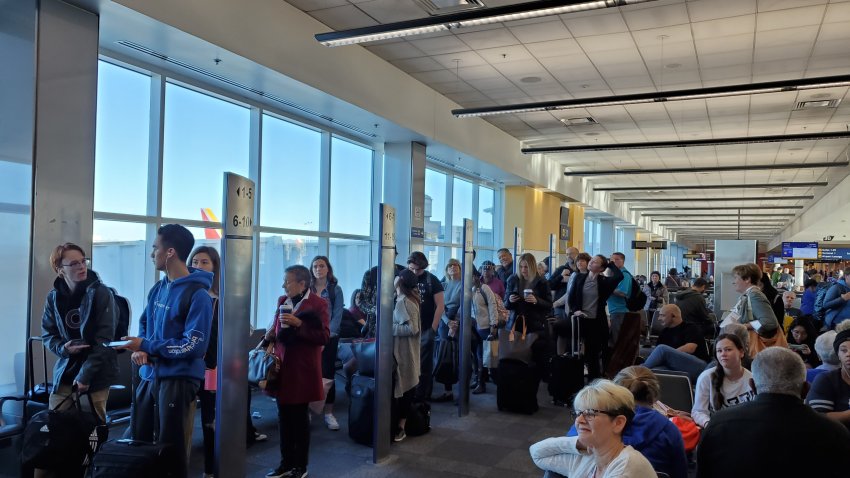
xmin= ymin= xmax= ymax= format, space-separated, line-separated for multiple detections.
xmin=495 ymin=248 xmax=514 ymax=284
xmin=673 ymin=278 xmax=714 ymax=337
xmin=548 ymin=247 xmax=579 ymax=320
xmin=120 ymin=224 xmax=213 ymax=478
xmin=697 ymin=347 xmax=850 ymax=478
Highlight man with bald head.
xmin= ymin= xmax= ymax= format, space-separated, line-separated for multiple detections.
xmin=548 ymin=247 xmax=580 ymax=320
xmin=642 ymin=304 xmax=710 ymax=383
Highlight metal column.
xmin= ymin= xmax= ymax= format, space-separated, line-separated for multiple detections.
xmin=513 ymin=227 xmax=523 ymax=275
xmin=374 ymin=204 xmax=396 ymax=462
xmin=549 ymin=233 xmax=559 ymax=273
xmin=458 ymin=219 xmax=474 ymax=416
xmin=216 ymin=173 xmax=255 ymax=477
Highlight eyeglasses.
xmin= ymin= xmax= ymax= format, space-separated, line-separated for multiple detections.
xmin=61 ymin=259 xmax=90 ymax=269
xmin=570 ymin=409 xmax=620 ymax=421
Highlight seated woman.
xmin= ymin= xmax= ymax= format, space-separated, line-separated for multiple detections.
xmin=692 ymin=334 xmax=756 ymax=428
xmin=729 ymin=263 xmax=786 ymax=357
xmin=786 ymin=316 xmax=821 ymax=369
xmin=530 ymin=380 xmax=656 ymax=478
xmin=566 ymin=367 xmax=688 ymax=478
xmin=806 ymin=321 xmax=850 ymax=429
xmin=808 ymin=330 xmax=838 ymax=383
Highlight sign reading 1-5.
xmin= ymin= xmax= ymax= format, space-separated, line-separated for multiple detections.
xmin=224 ymin=173 xmax=255 ymax=237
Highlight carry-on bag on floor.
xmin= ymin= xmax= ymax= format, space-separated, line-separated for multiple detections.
xmin=548 ymin=315 xmax=584 ymax=405
xmin=404 ymin=400 xmax=431 ymax=437
xmin=90 ymin=439 xmax=178 ymax=478
xmin=496 ymin=359 xmax=539 ymax=415
xmin=348 ymin=373 xmax=375 ymax=446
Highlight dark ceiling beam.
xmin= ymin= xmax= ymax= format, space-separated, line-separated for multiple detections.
xmin=453 ymin=74 xmax=850 ymax=117
xmin=594 ymin=181 xmax=826 ymax=191
xmin=565 ymin=161 xmax=848 ymax=177
xmin=613 ymin=195 xmax=813 ymax=202
xmin=522 ymin=131 xmax=850 ymax=155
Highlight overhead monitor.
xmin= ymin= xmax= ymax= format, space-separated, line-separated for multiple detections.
xmin=768 ymin=255 xmax=787 ymax=264
xmin=819 ymin=248 xmax=850 ymax=261
xmin=782 ymin=242 xmax=818 ymax=259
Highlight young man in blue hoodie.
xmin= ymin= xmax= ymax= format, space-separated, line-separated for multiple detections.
xmin=120 ymin=224 xmax=213 ymax=478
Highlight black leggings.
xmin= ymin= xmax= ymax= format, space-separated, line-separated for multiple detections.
xmin=198 ymin=387 xmax=216 ymax=474
xmin=553 ymin=316 xmax=608 ymax=380
xmin=277 ymin=402 xmax=310 ymax=470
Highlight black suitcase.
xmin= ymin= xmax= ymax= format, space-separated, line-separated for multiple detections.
xmin=90 ymin=439 xmax=178 ymax=478
xmin=548 ymin=315 xmax=584 ymax=404
xmin=496 ymin=359 xmax=539 ymax=415
xmin=348 ymin=373 xmax=375 ymax=446
xmin=404 ymin=400 xmax=431 ymax=437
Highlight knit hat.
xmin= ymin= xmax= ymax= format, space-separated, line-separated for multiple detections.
xmin=833 ymin=329 xmax=850 ymax=355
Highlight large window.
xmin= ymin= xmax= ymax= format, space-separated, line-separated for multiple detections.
xmin=260 ymin=115 xmax=321 ymax=230
xmin=330 ymin=137 xmax=372 ymax=236
xmin=423 ymin=166 xmax=502 ymax=275
xmin=162 ymin=83 xmax=250 ymax=221
xmin=92 ymin=59 xmax=376 ymax=328
xmin=94 ymin=62 xmax=151 ymax=215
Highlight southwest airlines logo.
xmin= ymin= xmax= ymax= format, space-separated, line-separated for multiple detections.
xmin=200 ymin=208 xmax=222 ymax=239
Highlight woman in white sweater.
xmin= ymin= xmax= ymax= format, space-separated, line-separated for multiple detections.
xmin=692 ymin=333 xmax=756 ymax=428
xmin=392 ymin=269 xmax=421 ymax=442
xmin=471 ymin=272 xmax=500 ymax=394
xmin=530 ymin=380 xmax=656 ymax=477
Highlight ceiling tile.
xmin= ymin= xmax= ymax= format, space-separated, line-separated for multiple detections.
xmin=622 ymin=3 xmax=690 ymax=31
xmin=692 ymin=15 xmax=755 ymax=39
xmin=409 ymin=69 xmax=461 ymax=84
xmin=456 ymin=64 xmax=502 ymax=81
xmin=757 ymin=0 xmax=829 ymax=13
xmin=307 ymin=4 xmax=379 ymax=30
xmin=286 ymin=0 xmax=349 ymax=11
xmin=389 ymin=56 xmax=444 ymax=73
xmin=491 ymin=59 xmax=547 ymax=76
xmin=456 ymin=28 xmax=521 ymax=50
xmin=756 ymin=5 xmax=827 ymax=31
xmin=430 ymin=50 xmax=488 ymax=69
xmin=695 ymin=34 xmax=755 ymax=55
xmin=525 ymin=39 xmax=583 ymax=59
xmin=576 ymin=32 xmax=637 ymax=53
xmin=817 ymin=22 xmax=850 ymax=42
xmin=478 ymin=45 xmax=534 ymax=64
xmin=355 ymin=0 xmax=427 ymax=23
xmin=408 ymin=35 xmax=470 ymax=55
xmin=364 ymin=41 xmax=426 ymax=61
xmin=595 ymin=60 xmax=649 ymax=78
xmin=697 ymin=51 xmax=754 ymax=70
xmin=472 ymin=77 xmax=516 ymax=91
xmin=563 ymin=13 xmax=629 ymax=37
xmin=687 ymin=0 xmax=756 ymax=22
xmin=509 ymin=21 xmax=572 ymax=43
xmin=824 ymin=2 xmax=850 ymax=23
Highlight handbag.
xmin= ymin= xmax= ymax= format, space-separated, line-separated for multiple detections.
xmin=671 ymin=416 xmax=700 ymax=452
xmin=483 ymin=337 xmax=499 ymax=368
xmin=498 ymin=315 xmax=537 ymax=364
xmin=248 ymin=342 xmax=280 ymax=390
xmin=434 ymin=338 xmax=459 ymax=385
xmin=22 ymin=390 xmax=108 ymax=470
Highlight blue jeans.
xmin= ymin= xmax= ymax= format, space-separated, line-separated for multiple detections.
xmin=416 ymin=326 xmax=436 ymax=400
xmin=643 ymin=344 xmax=707 ymax=385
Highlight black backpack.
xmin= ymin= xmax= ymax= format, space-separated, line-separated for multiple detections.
xmin=626 ymin=277 xmax=647 ymax=312
xmin=109 ymin=288 xmax=131 ymax=353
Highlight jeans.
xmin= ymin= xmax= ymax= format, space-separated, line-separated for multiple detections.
xmin=608 ymin=312 xmax=627 ymax=348
xmin=416 ymin=326 xmax=436 ymax=400
xmin=643 ymin=344 xmax=707 ymax=384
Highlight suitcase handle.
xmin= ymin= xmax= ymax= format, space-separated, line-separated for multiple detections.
xmin=25 ymin=336 xmax=49 ymax=396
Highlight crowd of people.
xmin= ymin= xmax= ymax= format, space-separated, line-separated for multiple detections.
xmin=36 ymin=228 xmax=850 ymax=478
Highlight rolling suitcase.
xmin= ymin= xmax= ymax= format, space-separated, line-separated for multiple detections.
xmin=548 ymin=315 xmax=584 ymax=405
xmin=496 ymin=359 xmax=539 ymax=415
xmin=90 ymin=439 xmax=178 ymax=478
xmin=404 ymin=400 xmax=431 ymax=437
xmin=348 ymin=373 xmax=375 ymax=446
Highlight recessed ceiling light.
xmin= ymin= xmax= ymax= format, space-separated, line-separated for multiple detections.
xmin=585 ymin=132 xmax=600 ymax=136
xmin=666 ymin=63 xmax=682 ymax=69
xmin=520 ymin=76 xmax=542 ymax=84
xmin=788 ymin=147 xmax=804 ymax=151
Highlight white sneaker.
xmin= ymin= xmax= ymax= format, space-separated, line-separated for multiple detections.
xmin=324 ymin=413 xmax=340 ymax=431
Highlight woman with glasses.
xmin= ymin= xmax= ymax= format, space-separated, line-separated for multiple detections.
xmin=433 ymin=258 xmax=463 ymax=402
xmin=530 ymin=380 xmax=656 ymax=477
xmin=38 ymin=243 xmax=119 ymax=477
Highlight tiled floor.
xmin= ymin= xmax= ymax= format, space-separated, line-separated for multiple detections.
xmin=188 ymin=377 xmax=569 ymax=478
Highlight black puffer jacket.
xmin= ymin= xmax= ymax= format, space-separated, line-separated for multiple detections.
xmin=41 ymin=270 xmax=119 ymax=392
xmin=566 ymin=263 xmax=623 ymax=320
xmin=504 ymin=274 xmax=552 ymax=332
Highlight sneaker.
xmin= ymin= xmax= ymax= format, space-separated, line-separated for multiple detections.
xmin=393 ymin=430 xmax=406 ymax=442
xmin=254 ymin=431 xmax=268 ymax=442
xmin=287 ymin=468 xmax=308 ymax=478
xmin=265 ymin=467 xmax=289 ymax=478
xmin=324 ymin=413 xmax=340 ymax=431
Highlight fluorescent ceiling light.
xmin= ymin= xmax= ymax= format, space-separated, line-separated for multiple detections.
xmin=453 ymin=74 xmax=850 ymax=117
xmin=595 ymin=181 xmax=826 ymax=191
xmin=528 ymin=131 xmax=850 ymax=154
xmin=644 ymin=213 xmax=796 ymax=217
xmin=316 ymin=0 xmax=657 ymax=46
xmin=613 ymin=195 xmax=814 ymax=202
xmin=569 ymin=161 xmax=847 ymax=176
xmin=631 ymin=206 xmax=805 ymax=211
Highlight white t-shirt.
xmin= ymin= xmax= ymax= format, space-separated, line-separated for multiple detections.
xmin=530 ymin=436 xmax=656 ymax=478
xmin=692 ymin=367 xmax=756 ymax=427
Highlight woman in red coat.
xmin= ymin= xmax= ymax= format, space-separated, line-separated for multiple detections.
xmin=265 ymin=265 xmax=330 ymax=478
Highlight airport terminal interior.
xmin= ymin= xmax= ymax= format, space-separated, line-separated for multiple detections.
xmin=3 ymin=0 xmax=850 ymax=476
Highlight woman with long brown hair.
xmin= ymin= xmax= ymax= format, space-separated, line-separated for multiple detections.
xmin=692 ymin=333 xmax=755 ymax=428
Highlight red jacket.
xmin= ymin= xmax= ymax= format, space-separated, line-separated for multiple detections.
xmin=272 ymin=290 xmax=330 ymax=404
